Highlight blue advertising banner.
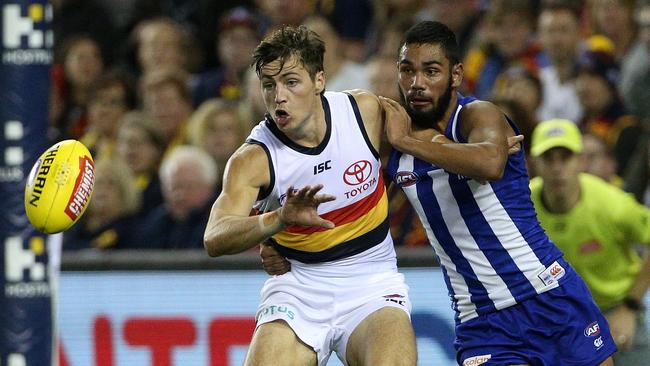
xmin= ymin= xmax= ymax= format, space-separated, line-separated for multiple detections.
xmin=1 ymin=1 xmax=54 ymax=365
xmin=56 ymin=269 xmax=650 ymax=365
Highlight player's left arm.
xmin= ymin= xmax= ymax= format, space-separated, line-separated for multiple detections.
xmin=381 ymin=97 xmax=513 ymax=181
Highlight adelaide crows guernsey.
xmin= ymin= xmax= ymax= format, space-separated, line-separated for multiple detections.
xmin=248 ymin=91 xmax=394 ymax=265
xmin=386 ymin=94 xmax=565 ymax=323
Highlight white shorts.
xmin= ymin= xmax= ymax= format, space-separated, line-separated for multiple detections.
xmin=255 ymin=269 xmax=411 ymax=365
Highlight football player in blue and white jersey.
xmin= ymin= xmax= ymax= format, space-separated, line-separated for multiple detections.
xmin=379 ymin=21 xmax=617 ymax=366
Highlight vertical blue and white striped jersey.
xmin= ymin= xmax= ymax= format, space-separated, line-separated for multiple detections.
xmin=386 ymin=94 xmax=565 ymax=323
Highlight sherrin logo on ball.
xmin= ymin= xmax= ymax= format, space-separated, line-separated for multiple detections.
xmin=24 ymin=139 xmax=95 ymax=234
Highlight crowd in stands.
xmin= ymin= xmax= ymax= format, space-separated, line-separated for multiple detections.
xmin=52 ymin=0 xmax=650 ymax=251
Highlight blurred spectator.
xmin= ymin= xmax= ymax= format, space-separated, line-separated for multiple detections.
xmin=302 ymin=15 xmax=371 ymax=91
xmin=138 ymin=146 xmax=219 ymax=249
xmin=529 ymin=119 xmax=650 ymax=365
xmin=128 ymin=17 xmax=197 ymax=77
xmin=50 ymin=35 xmax=104 ymax=142
xmin=373 ymin=0 xmax=425 ymax=28
xmin=116 ymin=111 xmax=166 ymax=216
xmin=536 ymin=1 xmax=584 ymax=123
xmin=187 ymin=98 xmax=249 ymax=185
xmin=463 ymin=0 xmax=546 ymax=99
xmin=191 ymin=7 xmax=260 ymax=106
xmin=582 ymin=131 xmax=622 ymax=186
xmin=624 ymin=132 xmax=650 ymax=206
xmin=491 ymin=96 xmax=539 ymax=173
xmin=239 ymin=67 xmax=268 ymax=127
xmin=589 ymin=0 xmax=637 ymax=61
xmin=366 ymin=55 xmax=400 ymax=101
xmin=141 ymin=68 xmax=194 ymax=152
xmin=575 ymin=49 xmax=641 ymax=175
xmin=127 ymin=0 xmax=201 ymax=36
xmin=314 ymin=0 xmax=374 ymax=62
xmin=80 ymin=70 xmax=137 ymax=160
xmin=491 ymin=66 xmax=543 ymax=121
xmin=426 ymin=0 xmax=483 ymax=59
xmin=370 ymin=15 xmax=414 ymax=59
xmin=620 ymin=0 xmax=650 ymax=122
xmin=256 ymin=0 xmax=315 ymax=35
xmin=51 ymin=0 xmax=118 ymax=65
xmin=63 ymin=158 xmax=141 ymax=250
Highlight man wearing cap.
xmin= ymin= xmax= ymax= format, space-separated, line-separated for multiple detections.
xmin=530 ymin=118 xmax=650 ymax=365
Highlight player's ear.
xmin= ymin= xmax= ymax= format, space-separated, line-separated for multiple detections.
xmin=314 ymin=71 xmax=325 ymax=94
xmin=451 ymin=63 xmax=463 ymax=88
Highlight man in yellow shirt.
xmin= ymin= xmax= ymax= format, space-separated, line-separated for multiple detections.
xmin=530 ymin=118 xmax=650 ymax=365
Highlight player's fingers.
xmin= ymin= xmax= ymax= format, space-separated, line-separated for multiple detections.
xmin=314 ymin=194 xmax=336 ymax=203
xmin=511 ymin=134 xmax=524 ymax=144
xmin=318 ymin=218 xmax=335 ymax=229
xmin=379 ymin=96 xmax=398 ymax=110
xmin=266 ymin=262 xmax=291 ymax=275
xmin=295 ymin=185 xmax=311 ymax=199
xmin=285 ymin=185 xmax=296 ymax=198
xmin=306 ymin=184 xmax=324 ymax=198
xmin=260 ymin=242 xmax=278 ymax=258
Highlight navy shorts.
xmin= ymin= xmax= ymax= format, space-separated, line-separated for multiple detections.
xmin=455 ymin=266 xmax=617 ymax=366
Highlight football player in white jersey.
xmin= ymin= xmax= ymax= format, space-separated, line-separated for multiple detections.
xmin=203 ymin=25 xmax=417 ymax=366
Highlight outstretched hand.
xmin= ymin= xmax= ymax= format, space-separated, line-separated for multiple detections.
xmin=279 ymin=184 xmax=336 ymax=229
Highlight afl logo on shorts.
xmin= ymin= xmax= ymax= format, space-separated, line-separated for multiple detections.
xmin=343 ymin=160 xmax=372 ymax=185
xmin=395 ymin=171 xmax=419 ymax=187
xmin=583 ymin=321 xmax=601 ymax=337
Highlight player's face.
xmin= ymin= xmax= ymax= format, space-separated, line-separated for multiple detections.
xmin=535 ymin=147 xmax=582 ymax=195
xmin=259 ymin=56 xmax=325 ymax=133
xmin=397 ymin=43 xmax=461 ymax=128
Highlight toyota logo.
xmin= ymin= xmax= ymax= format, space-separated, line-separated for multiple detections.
xmin=343 ymin=160 xmax=372 ymax=185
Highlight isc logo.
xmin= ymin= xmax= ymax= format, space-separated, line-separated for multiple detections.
xmin=3 ymin=3 xmax=53 ymax=49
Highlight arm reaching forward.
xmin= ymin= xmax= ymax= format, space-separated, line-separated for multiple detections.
xmin=380 ymin=96 xmax=517 ymax=182
xmin=203 ymin=144 xmax=335 ymax=257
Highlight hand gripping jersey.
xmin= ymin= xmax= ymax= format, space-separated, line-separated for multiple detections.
xmin=248 ymin=91 xmax=394 ymax=264
xmin=386 ymin=94 xmax=566 ymax=323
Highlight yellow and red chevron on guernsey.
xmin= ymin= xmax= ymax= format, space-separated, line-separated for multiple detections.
xmin=272 ymin=174 xmax=388 ymax=261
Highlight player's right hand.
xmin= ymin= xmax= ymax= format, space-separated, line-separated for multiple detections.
xmin=260 ymin=242 xmax=291 ymax=275
xmin=278 ymin=185 xmax=336 ymax=228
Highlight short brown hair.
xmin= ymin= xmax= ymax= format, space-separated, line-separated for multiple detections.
xmin=252 ymin=25 xmax=325 ymax=80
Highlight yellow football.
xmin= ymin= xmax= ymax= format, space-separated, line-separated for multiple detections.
xmin=24 ymin=140 xmax=95 ymax=234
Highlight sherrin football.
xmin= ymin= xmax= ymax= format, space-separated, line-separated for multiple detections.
xmin=24 ymin=139 xmax=95 ymax=234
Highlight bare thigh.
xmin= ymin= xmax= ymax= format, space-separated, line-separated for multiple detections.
xmin=244 ymin=320 xmax=318 ymax=366
xmin=345 ymin=307 xmax=416 ymax=366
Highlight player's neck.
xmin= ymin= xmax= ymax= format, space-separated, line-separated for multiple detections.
xmin=285 ymin=100 xmax=327 ymax=147
xmin=435 ymin=93 xmax=458 ymax=133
